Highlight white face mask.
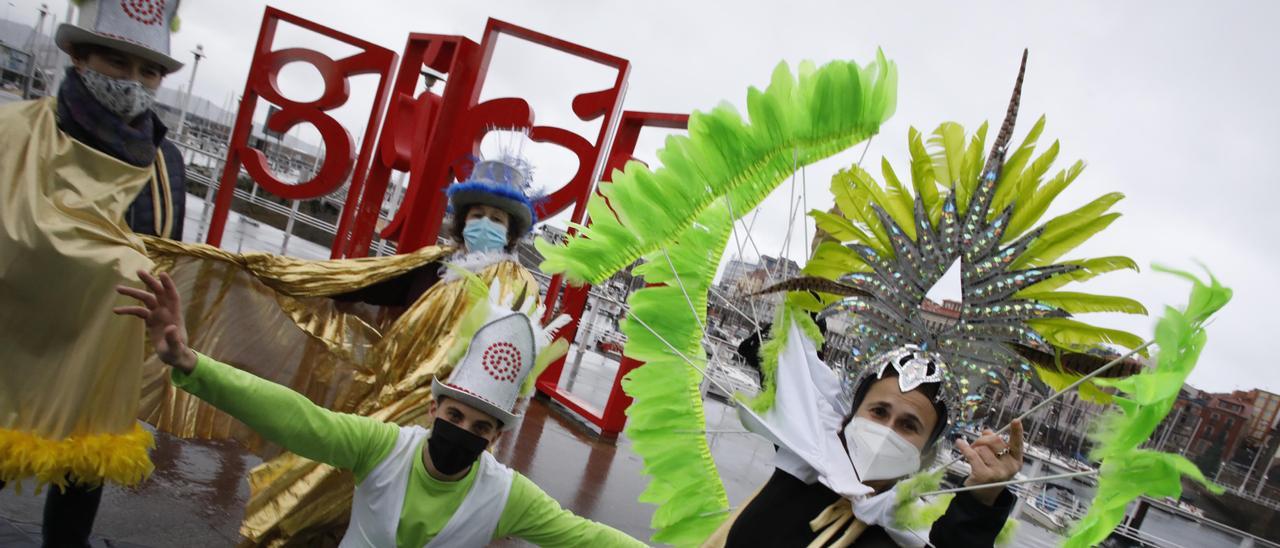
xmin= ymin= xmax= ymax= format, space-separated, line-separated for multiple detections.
xmin=844 ymin=416 xmax=922 ymax=482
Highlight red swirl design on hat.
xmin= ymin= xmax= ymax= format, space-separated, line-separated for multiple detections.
xmin=121 ymin=0 xmax=166 ymax=26
xmin=481 ymin=342 xmax=521 ymax=383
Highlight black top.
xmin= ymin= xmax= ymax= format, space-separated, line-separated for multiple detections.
xmin=331 ymin=261 xmax=443 ymax=307
xmin=726 ymin=468 xmax=1015 ymax=547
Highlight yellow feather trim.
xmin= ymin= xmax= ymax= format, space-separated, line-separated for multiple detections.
xmin=0 ymin=424 xmax=155 ymax=491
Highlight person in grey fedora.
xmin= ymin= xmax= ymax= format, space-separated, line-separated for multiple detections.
xmin=53 ymin=0 xmax=188 ymax=241
xmin=0 ymin=1 xmax=186 ymax=546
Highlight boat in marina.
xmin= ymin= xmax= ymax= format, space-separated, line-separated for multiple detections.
xmin=1022 ymin=482 xmax=1083 ymax=535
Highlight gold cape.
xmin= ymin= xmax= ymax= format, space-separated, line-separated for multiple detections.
xmin=135 ymin=238 xmax=538 ymax=545
xmin=0 ymin=97 xmax=164 ymax=488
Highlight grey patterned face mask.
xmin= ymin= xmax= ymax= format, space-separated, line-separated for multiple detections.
xmin=78 ymin=68 xmax=157 ymax=120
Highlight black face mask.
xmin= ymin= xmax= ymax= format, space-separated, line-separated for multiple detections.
xmin=428 ymin=417 xmax=490 ymax=476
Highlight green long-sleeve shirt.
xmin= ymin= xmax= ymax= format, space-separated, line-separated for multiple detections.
xmin=174 ymin=353 xmax=645 ymax=547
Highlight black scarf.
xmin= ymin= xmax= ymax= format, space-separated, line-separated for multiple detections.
xmin=55 ymin=67 xmax=167 ymax=167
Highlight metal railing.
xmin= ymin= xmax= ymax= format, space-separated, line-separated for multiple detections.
xmin=1004 ymin=481 xmax=1280 ymax=548
xmin=1231 ymin=489 xmax=1280 ymax=512
xmin=1214 ymin=466 xmax=1280 ymax=511
xmin=186 ymin=171 xmax=337 ymax=235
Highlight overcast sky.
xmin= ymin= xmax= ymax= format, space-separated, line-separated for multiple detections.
xmin=9 ymin=0 xmax=1278 ymax=394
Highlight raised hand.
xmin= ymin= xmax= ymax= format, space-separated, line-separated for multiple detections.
xmin=114 ymin=270 xmax=197 ymax=373
xmin=956 ymin=419 xmax=1024 ymax=506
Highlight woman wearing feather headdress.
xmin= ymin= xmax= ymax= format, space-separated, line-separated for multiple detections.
xmin=133 ymin=133 xmax=552 ymax=544
xmin=710 ymin=52 xmax=1150 ymax=547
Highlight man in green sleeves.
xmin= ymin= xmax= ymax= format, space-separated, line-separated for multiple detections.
xmin=115 ymin=269 xmax=644 ymax=547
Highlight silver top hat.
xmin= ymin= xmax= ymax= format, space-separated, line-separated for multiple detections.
xmin=55 ymin=0 xmax=183 ymax=73
xmin=431 ymin=312 xmax=537 ymax=430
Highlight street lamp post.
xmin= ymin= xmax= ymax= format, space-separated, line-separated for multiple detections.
xmin=21 ymin=3 xmax=49 ymax=99
xmin=1242 ymin=443 xmax=1266 ymax=492
xmin=176 ymin=44 xmax=205 ymax=143
xmin=51 ymin=0 xmax=75 ymax=92
xmin=1254 ymin=433 xmax=1280 ymax=497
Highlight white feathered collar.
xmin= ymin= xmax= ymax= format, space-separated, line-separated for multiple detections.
xmin=439 ymin=250 xmax=520 ymax=283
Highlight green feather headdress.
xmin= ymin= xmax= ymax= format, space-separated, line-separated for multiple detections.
xmin=759 ymin=51 xmax=1149 ymax=421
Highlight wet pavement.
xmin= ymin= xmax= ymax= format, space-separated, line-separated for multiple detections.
xmin=0 ymin=351 xmax=777 ymax=547
xmin=0 ymin=426 xmax=255 ymax=547
xmin=490 ymin=392 xmax=777 ymax=547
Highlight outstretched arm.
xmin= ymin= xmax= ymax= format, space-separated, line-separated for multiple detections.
xmin=116 ymin=271 xmax=397 ymax=479
xmin=496 ymin=474 xmax=646 ymax=547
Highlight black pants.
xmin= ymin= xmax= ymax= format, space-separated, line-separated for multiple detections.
xmin=0 ymin=479 xmax=103 ymax=547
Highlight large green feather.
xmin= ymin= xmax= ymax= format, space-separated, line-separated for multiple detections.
xmin=925 ymin=122 xmax=964 ymax=188
xmin=1014 ymin=190 xmax=1124 ymax=268
xmin=998 ymin=139 xmax=1059 ymax=230
xmin=810 ymin=209 xmax=875 ymax=246
xmin=1035 ymin=365 xmax=1114 ymax=404
xmin=1003 ymin=159 xmax=1085 ymax=240
xmin=1026 ymin=317 xmax=1145 ymax=350
xmin=831 ymin=167 xmax=893 ymax=252
xmin=1037 ymin=192 xmax=1125 ymax=241
xmin=1020 ymin=256 xmax=1138 ymax=293
xmin=989 ymin=115 xmax=1046 ymax=214
xmin=538 ymin=53 xmax=897 ymax=285
xmin=956 ymin=122 xmax=988 ymax=212
xmin=878 ymin=158 xmax=918 ymax=239
xmin=1022 ymin=213 xmax=1121 ymax=268
xmin=909 ymin=128 xmax=942 ymax=221
xmin=621 ymin=205 xmax=733 ymax=545
xmin=1019 ymin=290 xmax=1148 ymax=315
xmin=802 ymin=240 xmax=869 ymax=280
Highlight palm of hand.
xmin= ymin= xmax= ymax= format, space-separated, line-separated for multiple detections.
xmin=114 ymin=270 xmax=193 ymax=371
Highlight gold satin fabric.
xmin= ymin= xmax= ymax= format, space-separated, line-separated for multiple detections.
xmin=0 ymin=97 xmax=160 ymax=485
xmin=133 ymin=240 xmax=537 ymax=544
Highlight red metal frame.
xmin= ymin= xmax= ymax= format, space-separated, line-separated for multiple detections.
xmin=204 ymin=7 xmax=396 ymax=255
xmin=386 ymin=18 xmax=632 ymax=253
xmin=339 ymin=33 xmax=477 ymax=258
xmin=206 ymin=8 xmax=694 ymax=437
xmin=535 ymin=111 xmax=689 ymax=437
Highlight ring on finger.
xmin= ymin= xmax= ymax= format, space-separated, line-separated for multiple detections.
xmin=995 ymin=448 xmax=1010 ymax=457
